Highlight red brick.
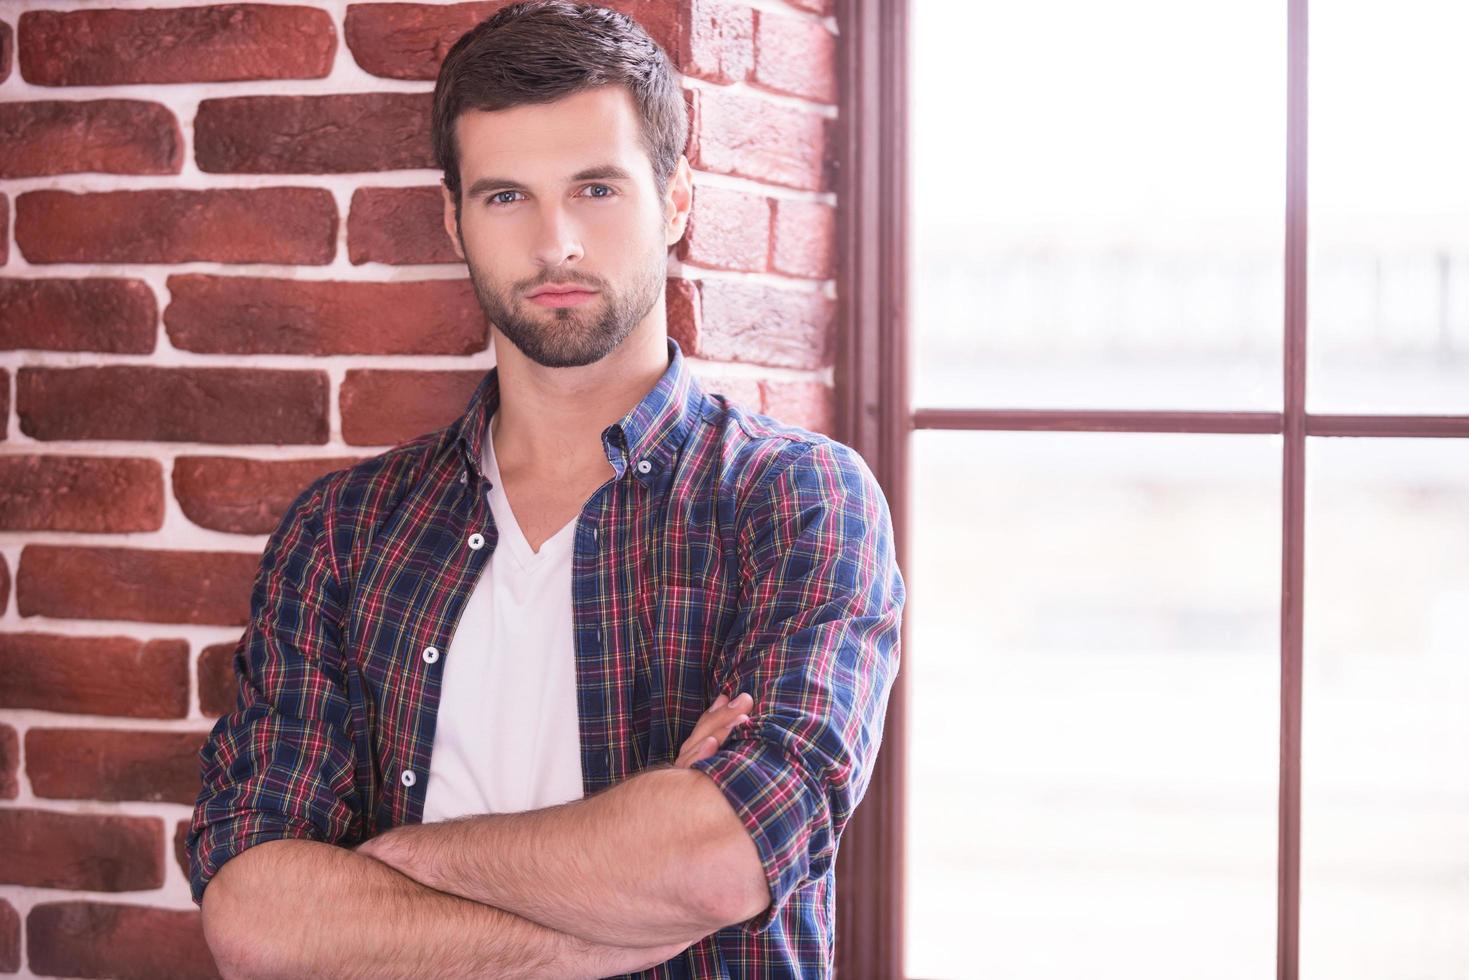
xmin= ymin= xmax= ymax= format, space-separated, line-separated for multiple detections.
xmin=0 ymin=634 xmax=189 ymax=719
xmin=0 ymin=899 xmax=16 ymax=974
xmin=687 ymin=279 xmax=834 ymax=369
xmin=173 ymin=455 xmax=365 ymax=535
xmin=0 ymin=551 xmax=9 ymax=616
xmin=26 ymin=728 xmax=209 ymax=805
xmin=682 ymin=0 xmax=754 ymax=85
xmin=340 ymin=369 xmax=485 ymax=446
xmin=343 ymin=2 xmax=680 ymax=82
xmin=752 ymin=11 xmax=836 ymax=103
xmin=1 ymin=19 xmax=11 ymax=84
xmin=18 ymin=5 xmax=333 ymax=86
xmin=676 ymin=183 xmax=770 ymax=273
xmin=688 ymin=369 xmax=762 ymax=415
xmin=0 ymin=456 xmax=164 ymax=533
xmin=0 ymin=724 xmax=17 ymax=800
xmin=15 ymin=188 xmax=336 ymax=265
xmin=17 ymin=545 xmax=257 ymax=627
xmin=1 ymin=195 xmax=8 ymax=265
xmin=17 ymin=366 xmax=329 ymax=444
xmin=165 ymin=275 xmax=487 ymax=356
xmin=0 ymin=899 xmax=15 ymax=973
xmin=0 ymin=100 xmax=181 ymax=178
xmin=344 ymin=1 xmax=500 ymax=80
xmin=348 ymin=185 xmax=460 ymax=265
xmin=0 ymin=809 xmax=163 ymax=891
xmin=198 ymin=641 xmax=242 ymax=718
xmin=28 ymin=901 xmax=220 ymax=979
xmin=687 ymin=87 xmax=831 ymax=191
xmin=762 ymin=379 xmax=834 ymax=436
xmin=195 ymin=93 xmax=434 ymax=174
xmin=0 ymin=278 xmax=157 ymax=353
xmin=667 ymin=278 xmax=701 ymax=358
xmin=771 ymin=198 xmax=836 ymax=280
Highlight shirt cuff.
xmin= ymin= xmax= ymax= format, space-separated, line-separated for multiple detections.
xmin=188 ymin=810 xmax=322 ymax=907
xmin=690 ymin=733 xmax=829 ymax=935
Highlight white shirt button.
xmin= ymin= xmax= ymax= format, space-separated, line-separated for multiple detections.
xmin=400 ymin=769 xmax=416 ymax=787
xmin=636 ymin=459 xmax=653 ymax=474
xmin=468 ymin=532 xmax=485 ymax=550
xmin=422 ymin=646 xmax=439 ymax=664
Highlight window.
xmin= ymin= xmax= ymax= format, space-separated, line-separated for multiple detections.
xmin=834 ymin=1 xmax=1469 ymax=976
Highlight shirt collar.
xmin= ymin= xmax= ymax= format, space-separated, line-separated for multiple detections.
xmin=453 ymin=335 xmax=708 ymax=488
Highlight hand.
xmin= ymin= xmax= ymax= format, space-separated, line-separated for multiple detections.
xmin=674 ymin=691 xmax=753 ymax=769
xmin=350 ymin=830 xmax=413 ymax=880
xmin=351 ymin=826 xmax=403 ymax=861
xmin=352 ymin=835 xmax=379 ymax=857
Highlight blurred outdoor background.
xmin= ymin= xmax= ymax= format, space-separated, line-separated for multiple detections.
xmin=904 ymin=0 xmax=1469 ymax=976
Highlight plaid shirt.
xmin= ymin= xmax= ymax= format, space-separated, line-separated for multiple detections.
xmin=188 ymin=336 xmax=905 ymax=978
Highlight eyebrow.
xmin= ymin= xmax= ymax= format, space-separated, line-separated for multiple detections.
xmin=465 ymin=164 xmax=635 ymax=200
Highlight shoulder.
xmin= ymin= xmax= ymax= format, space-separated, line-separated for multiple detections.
xmin=271 ymin=426 xmax=459 ymax=567
xmin=694 ymin=393 xmax=882 ymax=519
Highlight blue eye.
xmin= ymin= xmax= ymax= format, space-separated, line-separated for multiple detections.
xmin=484 ymin=184 xmax=616 ymax=208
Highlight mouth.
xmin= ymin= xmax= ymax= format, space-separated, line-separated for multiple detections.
xmin=527 ymin=289 xmax=599 ymax=308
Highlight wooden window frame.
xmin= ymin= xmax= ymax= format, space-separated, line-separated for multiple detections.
xmin=832 ymin=1 xmax=1469 ymax=976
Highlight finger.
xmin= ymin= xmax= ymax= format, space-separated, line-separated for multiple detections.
xmin=680 ymin=713 xmax=749 ymax=762
xmin=688 ymin=735 xmax=719 ymax=765
xmin=679 ymin=694 xmax=757 ymax=760
xmin=690 ymin=702 xmax=758 ymax=746
xmin=675 ymin=735 xmax=717 ymax=769
xmin=682 ymin=693 xmax=748 ymax=748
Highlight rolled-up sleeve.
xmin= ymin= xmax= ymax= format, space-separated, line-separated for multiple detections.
xmin=691 ymin=439 xmax=905 ymax=934
xmin=186 ymin=474 xmax=364 ymax=907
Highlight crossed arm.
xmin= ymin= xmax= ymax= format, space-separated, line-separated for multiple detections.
xmin=352 ymin=694 xmax=770 ymax=949
xmin=201 ymin=694 xmax=765 ymax=979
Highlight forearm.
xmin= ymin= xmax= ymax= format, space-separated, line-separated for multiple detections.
xmin=363 ymin=767 xmax=768 ymax=948
xmin=200 ymin=838 xmax=680 ymax=980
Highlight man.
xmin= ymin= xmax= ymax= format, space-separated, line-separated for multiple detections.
xmin=188 ymin=2 xmax=905 ymax=976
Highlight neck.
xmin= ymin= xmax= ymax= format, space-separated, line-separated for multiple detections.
xmin=489 ymin=318 xmax=670 ymax=481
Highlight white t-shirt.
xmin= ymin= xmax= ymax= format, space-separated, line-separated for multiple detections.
xmin=421 ymin=414 xmax=585 ymax=822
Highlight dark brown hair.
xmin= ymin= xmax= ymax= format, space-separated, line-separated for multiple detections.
xmin=431 ymin=0 xmax=687 ymax=218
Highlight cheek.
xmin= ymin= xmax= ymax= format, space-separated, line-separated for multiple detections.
xmin=585 ymin=213 xmax=660 ymax=267
xmin=584 ymin=206 xmax=646 ymax=244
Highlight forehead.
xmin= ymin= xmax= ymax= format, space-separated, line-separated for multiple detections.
xmin=454 ymin=84 xmax=650 ymax=186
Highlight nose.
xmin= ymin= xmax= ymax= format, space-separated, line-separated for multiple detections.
xmin=531 ymin=201 xmax=585 ymax=269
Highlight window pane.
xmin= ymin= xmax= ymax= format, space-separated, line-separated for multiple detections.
xmin=905 ymin=431 xmax=1281 ymax=979
xmin=1301 ymin=439 xmax=1469 ymax=976
xmin=910 ymin=0 xmax=1284 ymax=412
xmin=1309 ymin=1 xmax=1469 ymax=413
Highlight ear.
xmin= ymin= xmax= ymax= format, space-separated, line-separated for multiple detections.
xmin=441 ymin=181 xmax=466 ymax=261
xmin=663 ymin=154 xmax=694 ymax=248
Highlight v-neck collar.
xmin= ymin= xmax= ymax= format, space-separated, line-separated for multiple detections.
xmin=482 ymin=413 xmax=577 ymax=572
xmin=452 ymin=336 xmax=709 ymax=494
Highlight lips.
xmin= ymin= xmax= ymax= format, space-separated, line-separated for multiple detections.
xmin=531 ymin=287 xmax=593 ymax=297
xmin=528 ymin=288 xmax=598 ymax=308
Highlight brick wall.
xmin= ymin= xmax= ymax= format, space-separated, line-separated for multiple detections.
xmin=0 ymin=1 xmax=837 ymax=974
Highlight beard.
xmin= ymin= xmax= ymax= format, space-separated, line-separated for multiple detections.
xmin=460 ymin=231 xmax=665 ymax=369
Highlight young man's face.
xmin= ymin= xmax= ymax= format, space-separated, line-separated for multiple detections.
xmin=443 ymin=84 xmax=691 ymax=369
